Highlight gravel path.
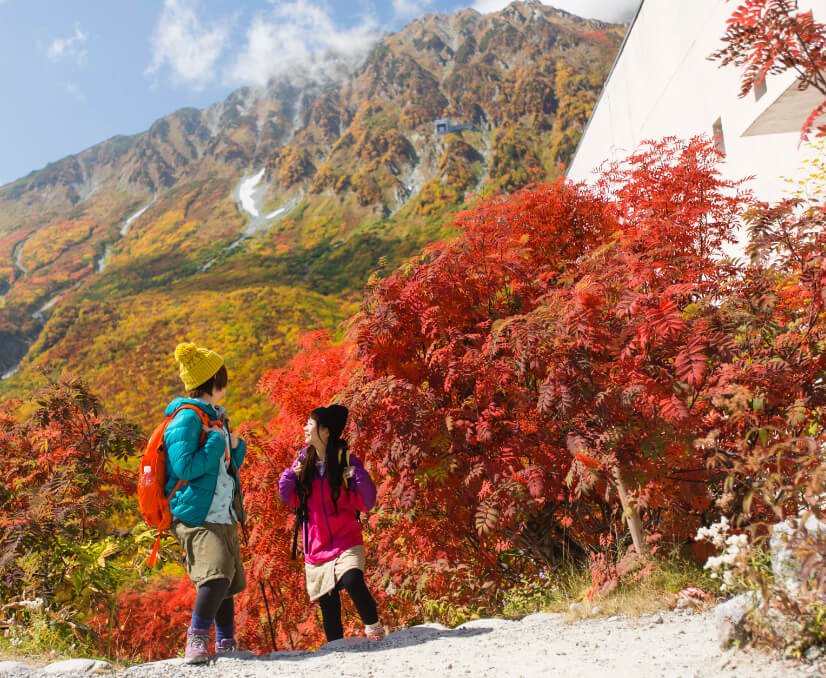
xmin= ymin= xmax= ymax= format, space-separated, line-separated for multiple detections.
xmin=0 ymin=609 xmax=819 ymax=678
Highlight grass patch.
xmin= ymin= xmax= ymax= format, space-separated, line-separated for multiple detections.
xmin=500 ymin=550 xmax=707 ymax=622
xmin=0 ymin=613 xmax=134 ymax=669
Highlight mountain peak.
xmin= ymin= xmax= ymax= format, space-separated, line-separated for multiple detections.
xmin=0 ymin=2 xmax=626 ymax=414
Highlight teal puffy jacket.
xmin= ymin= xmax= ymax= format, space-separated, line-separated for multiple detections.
xmin=162 ymin=397 xmax=247 ymax=527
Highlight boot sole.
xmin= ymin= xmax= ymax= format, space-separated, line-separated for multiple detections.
xmin=184 ymin=654 xmax=210 ymax=665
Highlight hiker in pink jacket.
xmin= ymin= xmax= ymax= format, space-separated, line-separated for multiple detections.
xmin=278 ymin=404 xmax=384 ymax=642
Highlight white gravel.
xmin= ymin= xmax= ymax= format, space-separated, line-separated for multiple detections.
xmin=1 ymin=609 xmax=819 ymax=678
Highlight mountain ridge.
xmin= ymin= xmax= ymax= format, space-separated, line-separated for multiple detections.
xmin=0 ymin=1 xmax=625 ymax=422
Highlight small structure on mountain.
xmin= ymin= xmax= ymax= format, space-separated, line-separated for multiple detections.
xmin=434 ymin=118 xmax=474 ymax=136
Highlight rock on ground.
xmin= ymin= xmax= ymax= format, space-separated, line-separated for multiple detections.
xmin=714 ymin=592 xmax=761 ymax=648
xmin=0 ymin=609 xmax=817 ymax=678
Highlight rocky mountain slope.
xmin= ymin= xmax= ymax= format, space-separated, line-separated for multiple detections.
xmin=0 ymin=1 xmax=624 ymax=421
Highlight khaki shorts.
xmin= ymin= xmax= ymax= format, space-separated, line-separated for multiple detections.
xmin=171 ymin=520 xmax=247 ymax=596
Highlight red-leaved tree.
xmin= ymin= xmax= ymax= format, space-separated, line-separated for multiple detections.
xmin=341 ymin=137 xmax=754 ymax=602
xmin=237 ymin=331 xmax=362 ymax=651
xmin=0 ymin=376 xmax=141 ymax=649
xmin=712 ymin=0 xmax=826 ymax=138
xmin=95 ymin=137 xmax=826 ymax=656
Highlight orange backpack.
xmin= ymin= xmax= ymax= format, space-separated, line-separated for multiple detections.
xmin=138 ymin=404 xmax=223 ymax=567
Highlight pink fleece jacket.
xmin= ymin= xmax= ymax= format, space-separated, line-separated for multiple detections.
xmin=278 ymin=446 xmax=376 ymax=565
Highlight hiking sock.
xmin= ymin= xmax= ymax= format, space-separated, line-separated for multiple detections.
xmin=215 ymin=624 xmax=234 ymax=644
xmin=190 ymin=613 xmax=212 ymax=634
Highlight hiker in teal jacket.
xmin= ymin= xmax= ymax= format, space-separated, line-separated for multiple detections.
xmin=164 ymin=397 xmax=247 ymax=526
xmin=165 ymin=342 xmax=247 ymax=664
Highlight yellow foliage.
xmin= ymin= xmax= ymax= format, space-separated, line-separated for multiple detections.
xmin=22 ymin=219 xmax=96 ymax=270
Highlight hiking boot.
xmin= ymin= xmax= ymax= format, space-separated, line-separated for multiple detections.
xmin=364 ymin=621 xmax=385 ymax=640
xmin=184 ymin=629 xmax=210 ymax=664
xmin=214 ymin=638 xmax=238 ymax=655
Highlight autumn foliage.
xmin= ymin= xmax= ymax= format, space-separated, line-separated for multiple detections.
xmin=712 ymin=0 xmax=826 ymax=138
xmin=4 ymin=135 xmax=825 ymax=659
xmin=342 ymin=137 xmax=751 ymax=599
xmin=0 ymin=376 xmax=142 ymax=649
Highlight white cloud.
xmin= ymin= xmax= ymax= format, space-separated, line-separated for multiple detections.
xmin=47 ymin=24 xmax=88 ymax=65
xmin=471 ymin=0 xmax=641 ymax=23
xmin=226 ymin=0 xmax=379 ymax=87
xmin=146 ymin=0 xmax=230 ymax=90
xmin=393 ymin=0 xmax=434 ymax=19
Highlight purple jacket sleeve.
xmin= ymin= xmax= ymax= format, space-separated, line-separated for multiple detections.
xmin=278 ymin=467 xmax=299 ymax=508
xmin=279 ymin=448 xmax=310 ymax=508
xmin=348 ymin=454 xmax=377 ymax=511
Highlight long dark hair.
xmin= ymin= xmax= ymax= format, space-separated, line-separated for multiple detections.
xmin=296 ymin=411 xmax=349 ymax=514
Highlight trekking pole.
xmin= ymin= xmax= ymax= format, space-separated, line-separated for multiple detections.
xmin=226 ymin=433 xmax=277 ymax=654
xmin=240 ymin=522 xmax=277 ymax=653
xmin=291 ymin=485 xmax=307 ymax=561
xmin=291 ymin=509 xmax=300 ymax=561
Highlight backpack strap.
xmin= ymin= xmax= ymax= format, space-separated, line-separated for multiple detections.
xmin=336 ymin=446 xmax=361 ymax=524
xmin=148 ymin=534 xmax=163 ymax=569
xmin=164 ymin=403 xmax=227 ymax=494
xmin=338 ymin=446 xmax=352 ymax=488
xmin=148 ymin=405 xmax=225 ymax=569
xmin=168 ymin=404 xmax=223 ymax=445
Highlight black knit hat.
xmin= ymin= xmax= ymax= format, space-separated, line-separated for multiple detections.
xmin=311 ymin=404 xmax=349 ymax=440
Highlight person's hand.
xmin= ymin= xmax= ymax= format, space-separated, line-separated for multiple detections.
xmin=230 ymin=432 xmax=240 ymax=448
xmin=293 ymin=455 xmax=305 ymax=475
xmin=343 ymin=465 xmax=355 ymax=480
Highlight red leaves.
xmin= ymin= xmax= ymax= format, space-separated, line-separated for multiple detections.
xmin=660 ymin=394 xmax=690 ymax=424
xmin=675 ymin=337 xmax=709 ymax=387
xmin=712 ymin=1 xmax=826 ymax=139
xmin=538 ymin=376 xmax=573 ymax=415
xmin=647 ymin=298 xmax=688 ymax=341
xmin=801 ymin=100 xmax=826 ymax=141
xmin=88 ymin=134 xmax=826 ymax=659
xmin=0 ymin=376 xmax=142 ymax=609
xmin=89 ymin=577 xmax=194 ymax=662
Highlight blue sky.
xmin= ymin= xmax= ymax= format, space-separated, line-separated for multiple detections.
xmin=0 ymin=0 xmax=640 ymax=186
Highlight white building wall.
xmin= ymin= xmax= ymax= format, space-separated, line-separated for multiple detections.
xmin=567 ymin=0 xmax=826 ymax=204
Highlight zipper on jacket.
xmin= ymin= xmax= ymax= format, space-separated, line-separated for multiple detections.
xmin=320 ymin=476 xmax=334 ymax=544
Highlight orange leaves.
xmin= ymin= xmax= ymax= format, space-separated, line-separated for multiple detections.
xmin=77 ymin=133 xmax=826 ymax=658
xmin=0 ymin=376 xmax=142 ymax=640
xmin=574 ymin=452 xmax=601 ymax=469
xmin=574 ymin=276 xmax=603 ymax=310
xmin=257 ymin=330 xmax=354 ymax=425
xmin=21 ymin=218 xmax=97 ymax=270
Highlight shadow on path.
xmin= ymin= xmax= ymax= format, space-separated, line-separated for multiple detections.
xmin=209 ymin=623 xmax=497 ymax=665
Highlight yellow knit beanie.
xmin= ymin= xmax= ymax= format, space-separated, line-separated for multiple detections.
xmin=174 ymin=342 xmax=224 ymax=391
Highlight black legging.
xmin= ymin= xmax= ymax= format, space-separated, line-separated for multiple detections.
xmin=317 ymin=568 xmax=378 ymax=642
xmin=194 ymin=578 xmax=234 ymax=628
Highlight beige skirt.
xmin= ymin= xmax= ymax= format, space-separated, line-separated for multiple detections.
xmin=305 ymin=545 xmax=366 ymax=601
